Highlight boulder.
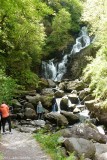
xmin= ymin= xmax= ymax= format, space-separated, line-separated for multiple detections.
xmin=25 ymin=94 xmax=41 ymax=105
xmin=60 ymin=123 xmax=107 ymax=143
xmin=24 ymin=108 xmax=36 ymax=119
xmin=66 ymin=79 xmax=85 ymax=91
xmin=84 ymin=100 xmax=97 ymax=111
xmin=81 ymin=95 xmax=95 ymax=104
xmin=40 ymin=95 xmax=53 ymax=110
xmin=64 ymin=137 xmax=96 ymax=159
xmin=41 ymin=88 xmax=54 ymax=95
xmin=11 ymin=99 xmax=22 ymax=108
xmin=60 ymin=111 xmax=79 ymax=125
xmin=24 ymin=102 xmax=35 ymax=110
xmin=58 ymin=82 xmax=66 ymax=91
xmin=68 ymin=94 xmax=79 ymax=104
xmin=79 ymin=88 xmax=91 ymax=100
xmin=55 ymin=90 xmax=65 ymax=98
xmin=95 ymin=152 xmax=107 ymax=160
xmin=68 ymin=104 xmax=76 ymax=112
xmin=47 ymin=79 xmax=56 ymax=88
xmin=19 ymin=126 xmax=37 ymax=133
xmin=44 ymin=112 xmax=68 ymax=126
xmin=94 ymin=143 xmax=107 ymax=156
xmin=34 ymin=120 xmax=46 ymax=127
xmin=60 ymin=97 xmax=69 ymax=111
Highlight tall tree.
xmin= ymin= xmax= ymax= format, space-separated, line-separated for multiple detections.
xmin=82 ymin=0 xmax=107 ymax=101
xmin=0 ymin=0 xmax=53 ymax=88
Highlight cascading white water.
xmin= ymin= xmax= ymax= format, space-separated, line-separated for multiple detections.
xmin=42 ymin=26 xmax=90 ymax=81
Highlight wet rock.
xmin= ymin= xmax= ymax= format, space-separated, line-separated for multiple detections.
xmin=68 ymin=104 xmax=76 ymax=112
xmin=73 ymin=107 xmax=81 ymax=113
xmin=60 ymin=111 xmax=79 ymax=125
xmin=60 ymin=97 xmax=69 ymax=111
xmin=68 ymin=94 xmax=79 ymax=104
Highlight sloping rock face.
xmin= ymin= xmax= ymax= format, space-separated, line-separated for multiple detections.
xmin=60 ymin=123 xmax=107 ymax=144
xmin=64 ymin=46 xmax=96 ymax=80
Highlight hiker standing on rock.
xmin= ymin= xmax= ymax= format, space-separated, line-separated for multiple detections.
xmin=52 ymin=96 xmax=58 ymax=112
xmin=0 ymin=102 xmax=12 ymax=134
xmin=37 ymin=101 xmax=44 ymax=120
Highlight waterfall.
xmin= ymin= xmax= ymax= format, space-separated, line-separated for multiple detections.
xmin=42 ymin=26 xmax=90 ymax=81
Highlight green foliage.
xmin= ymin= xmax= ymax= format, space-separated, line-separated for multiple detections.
xmin=18 ymin=70 xmax=39 ymax=89
xmin=45 ymin=0 xmax=83 ymax=53
xmin=83 ymin=47 xmax=107 ymax=99
xmin=63 ymin=0 xmax=83 ymax=32
xmin=48 ymin=8 xmax=72 ymax=51
xmin=0 ymin=0 xmax=83 ymax=89
xmin=0 ymin=69 xmax=18 ymax=104
xmin=82 ymin=0 xmax=107 ymax=105
xmin=35 ymin=129 xmax=75 ymax=160
xmin=0 ymin=153 xmax=3 ymax=160
xmin=0 ymin=0 xmax=52 ymax=88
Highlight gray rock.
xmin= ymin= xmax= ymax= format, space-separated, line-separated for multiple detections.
xmin=68 ymin=93 xmax=79 ymax=104
xmin=45 ymin=112 xmax=68 ymax=126
xmin=64 ymin=137 xmax=96 ymax=159
xmin=24 ymin=102 xmax=35 ymax=110
xmin=55 ymin=90 xmax=65 ymax=98
xmin=60 ymin=123 xmax=107 ymax=143
xmin=95 ymin=152 xmax=107 ymax=160
xmin=24 ymin=108 xmax=36 ymax=119
xmin=26 ymin=94 xmax=41 ymax=105
xmin=47 ymin=79 xmax=56 ymax=88
xmin=60 ymin=111 xmax=79 ymax=125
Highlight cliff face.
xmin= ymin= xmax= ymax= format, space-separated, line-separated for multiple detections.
xmin=64 ymin=46 xmax=96 ymax=80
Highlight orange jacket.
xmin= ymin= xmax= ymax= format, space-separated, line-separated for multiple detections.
xmin=0 ymin=103 xmax=9 ymax=118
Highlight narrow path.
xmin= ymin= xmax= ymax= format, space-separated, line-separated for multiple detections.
xmin=0 ymin=129 xmax=52 ymax=160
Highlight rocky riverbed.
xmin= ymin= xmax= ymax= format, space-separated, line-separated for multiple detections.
xmin=3 ymin=78 xmax=107 ymax=160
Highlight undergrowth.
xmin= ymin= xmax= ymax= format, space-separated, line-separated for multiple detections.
xmin=34 ymin=129 xmax=76 ymax=160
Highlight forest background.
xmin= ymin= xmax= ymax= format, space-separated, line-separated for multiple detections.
xmin=0 ymin=0 xmax=107 ymax=107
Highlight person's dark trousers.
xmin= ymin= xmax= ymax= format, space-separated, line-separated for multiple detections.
xmin=2 ymin=116 xmax=11 ymax=133
xmin=37 ymin=113 xmax=42 ymax=119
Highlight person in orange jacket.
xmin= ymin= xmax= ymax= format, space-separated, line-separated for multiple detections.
xmin=0 ymin=102 xmax=12 ymax=134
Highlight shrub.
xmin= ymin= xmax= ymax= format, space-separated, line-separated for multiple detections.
xmin=0 ymin=69 xmax=18 ymax=104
